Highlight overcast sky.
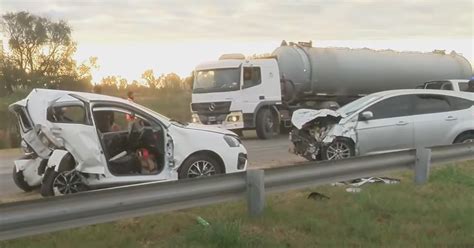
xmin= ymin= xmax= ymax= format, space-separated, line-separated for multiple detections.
xmin=1 ymin=0 xmax=473 ymax=81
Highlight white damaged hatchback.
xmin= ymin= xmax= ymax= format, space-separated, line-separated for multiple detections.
xmin=9 ymin=89 xmax=247 ymax=196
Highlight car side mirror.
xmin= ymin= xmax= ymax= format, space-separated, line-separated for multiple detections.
xmin=360 ymin=111 xmax=373 ymax=121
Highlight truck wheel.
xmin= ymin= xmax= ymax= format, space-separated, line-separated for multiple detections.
xmin=256 ymin=108 xmax=276 ymax=139
xmin=178 ymin=154 xmax=224 ymax=179
xmin=322 ymin=138 xmax=355 ymax=160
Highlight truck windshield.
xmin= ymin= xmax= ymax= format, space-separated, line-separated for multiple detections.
xmin=193 ymin=68 xmax=240 ymax=93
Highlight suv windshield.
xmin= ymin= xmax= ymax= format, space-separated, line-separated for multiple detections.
xmin=193 ymin=68 xmax=241 ymax=93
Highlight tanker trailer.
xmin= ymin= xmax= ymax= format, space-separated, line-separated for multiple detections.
xmin=191 ymin=41 xmax=472 ymax=139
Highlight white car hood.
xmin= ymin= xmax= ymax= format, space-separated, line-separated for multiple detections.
xmin=291 ymin=109 xmax=342 ymax=129
xmin=183 ymin=123 xmax=236 ymax=136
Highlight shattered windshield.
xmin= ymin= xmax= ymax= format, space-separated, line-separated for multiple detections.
xmin=337 ymin=95 xmax=383 ymax=116
xmin=193 ymin=68 xmax=241 ymax=93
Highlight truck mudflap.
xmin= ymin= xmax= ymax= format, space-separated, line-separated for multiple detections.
xmin=14 ymin=157 xmax=43 ymax=187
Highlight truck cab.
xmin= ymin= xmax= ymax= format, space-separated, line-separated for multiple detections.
xmin=191 ymin=54 xmax=282 ymax=138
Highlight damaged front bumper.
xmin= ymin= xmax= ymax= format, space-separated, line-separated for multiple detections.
xmin=289 ymin=108 xmax=357 ymax=161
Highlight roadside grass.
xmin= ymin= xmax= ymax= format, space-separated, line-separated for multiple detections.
xmin=1 ymin=161 xmax=473 ymax=248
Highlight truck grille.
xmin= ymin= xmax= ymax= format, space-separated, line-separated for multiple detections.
xmin=191 ymin=101 xmax=231 ymax=114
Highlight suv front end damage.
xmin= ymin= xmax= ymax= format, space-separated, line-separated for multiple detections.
xmin=289 ymin=109 xmax=356 ymax=161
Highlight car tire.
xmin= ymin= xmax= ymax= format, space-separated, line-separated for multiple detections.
xmin=40 ymin=168 xmax=58 ymax=197
xmin=40 ymin=153 xmax=80 ymax=197
xmin=12 ymin=154 xmax=37 ymax=192
xmin=256 ymin=108 xmax=276 ymax=139
xmin=454 ymin=133 xmax=474 ymax=144
xmin=322 ymin=138 xmax=355 ymax=161
xmin=178 ymin=154 xmax=224 ymax=179
xmin=12 ymin=166 xmax=35 ymax=192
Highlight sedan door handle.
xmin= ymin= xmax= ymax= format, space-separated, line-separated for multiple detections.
xmin=445 ymin=116 xmax=457 ymax=121
xmin=396 ymin=121 xmax=408 ymax=126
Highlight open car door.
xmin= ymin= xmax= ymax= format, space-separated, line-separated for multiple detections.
xmin=47 ymin=94 xmax=107 ymax=174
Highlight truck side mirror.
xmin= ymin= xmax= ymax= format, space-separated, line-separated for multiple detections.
xmin=360 ymin=111 xmax=373 ymax=121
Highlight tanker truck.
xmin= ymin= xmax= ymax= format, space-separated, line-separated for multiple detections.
xmin=190 ymin=41 xmax=472 ymax=139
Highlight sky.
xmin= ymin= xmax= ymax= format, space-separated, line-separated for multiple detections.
xmin=0 ymin=0 xmax=473 ymax=82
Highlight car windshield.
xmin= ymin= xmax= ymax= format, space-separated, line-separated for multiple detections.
xmin=337 ymin=94 xmax=383 ymax=116
xmin=193 ymin=68 xmax=241 ymax=93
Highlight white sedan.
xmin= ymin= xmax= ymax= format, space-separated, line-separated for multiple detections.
xmin=9 ymin=89 xmax=248 ymax=196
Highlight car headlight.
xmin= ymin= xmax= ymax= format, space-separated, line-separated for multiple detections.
xmin=224 ymin=135 xmax=240 ymax=147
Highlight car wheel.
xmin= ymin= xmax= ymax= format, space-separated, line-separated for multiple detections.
xmin=256 ymin=108 xmax=277 ymax=139
xmin=322 ymin=138 xmax=355 ymax=161
xmin=12 ymin=154 xmax=37 ymax=192
xmin=454 ymin=133 xmax=474 ymax=144
xmin=12 ymin=166 xmax=35 ymax=192
xmin=178 ymin=154 xmax=224 ymax=179
xmin=41 ymin=153 xmax=85 ymax=197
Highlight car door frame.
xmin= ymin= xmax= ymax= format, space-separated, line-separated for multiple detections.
xmin=89 ymin=100 xmax=174 ymax=184
xmin=353 ymin=94 xmax=416 ymax=155
xmin=48 ymin=94 xmax=107 ymax=175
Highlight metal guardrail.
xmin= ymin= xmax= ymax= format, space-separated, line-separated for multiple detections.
xmin=0 ymin=142 xmax=473 ymax=241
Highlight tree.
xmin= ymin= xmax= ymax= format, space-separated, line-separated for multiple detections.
xmin=1 ymin=11 xmax=91 ymax=93
xmin=2 ymin=11 xmax=73 ymax=75
xmin=141 ymin=69 xmax=159 ymax=89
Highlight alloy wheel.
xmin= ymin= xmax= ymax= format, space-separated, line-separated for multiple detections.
xmin=53 ymin=170 xmax=85 ymax=195
xmin=326 ymin=141 xmax=352 ymax=160
xmin=187 ymin=160 xmax=217 ymax=178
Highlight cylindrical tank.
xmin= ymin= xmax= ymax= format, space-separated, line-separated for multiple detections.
xmin=273 ymin=42 xmax=472 ymax=100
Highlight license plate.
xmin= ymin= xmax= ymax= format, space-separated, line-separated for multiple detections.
xmin=208 ymin=116 xmax=216 ymax=121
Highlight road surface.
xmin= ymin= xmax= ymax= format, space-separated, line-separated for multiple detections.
xmin=0 ymin=133 xmax=304 ymax=199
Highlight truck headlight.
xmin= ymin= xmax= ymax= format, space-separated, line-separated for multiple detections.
xmin=226 ymin=112 xmax=242 ymax=123
xmin=224 ymin=135 xmax=240 ymax=147
xmin=227 ymin=115 xmax=240 ymax=122
xmin=191 ymin=114 xmax=201 ymax=123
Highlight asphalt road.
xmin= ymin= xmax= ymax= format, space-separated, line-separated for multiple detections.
xmin=0 ymin=133 xmax=304 ymax=199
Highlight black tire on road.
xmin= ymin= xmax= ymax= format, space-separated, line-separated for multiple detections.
xmin=40 ymin=153 xmax=75 ymax=197
xmin=178 ymin=154 xmax=224 ymax=179
xmin=12 ymin=166 xmax=35 ymax=192
xmin=454 ymin=133 xmax=474 ymax=144
xmin=322 ymin=138 xmax=355 ymax=161
xmin=40 ymin=168 xmax=58 ymax=197
xmin=256 ymin=108 xmax=277 ymax=139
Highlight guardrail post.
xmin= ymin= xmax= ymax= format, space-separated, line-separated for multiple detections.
xmin=246 ymin=169 xmax=265 ymax=217
xmin=414 ymin=148 xmax=432 ymax=184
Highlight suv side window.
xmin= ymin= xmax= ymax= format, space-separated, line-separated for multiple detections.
xmin=413 ymin=94 xmax=451 ymax=115
xmin=242 ymin=67 xmax=262 ymax=89
xmin=364 ymin=95 xmax=414 ymax=120
xmin=441 ymin=83 xmax=453 ymax=90
xmin=47 ymin=105 xmax=86 ymax=124
xmin=446 ymin=96 xmax=474 ymax=110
